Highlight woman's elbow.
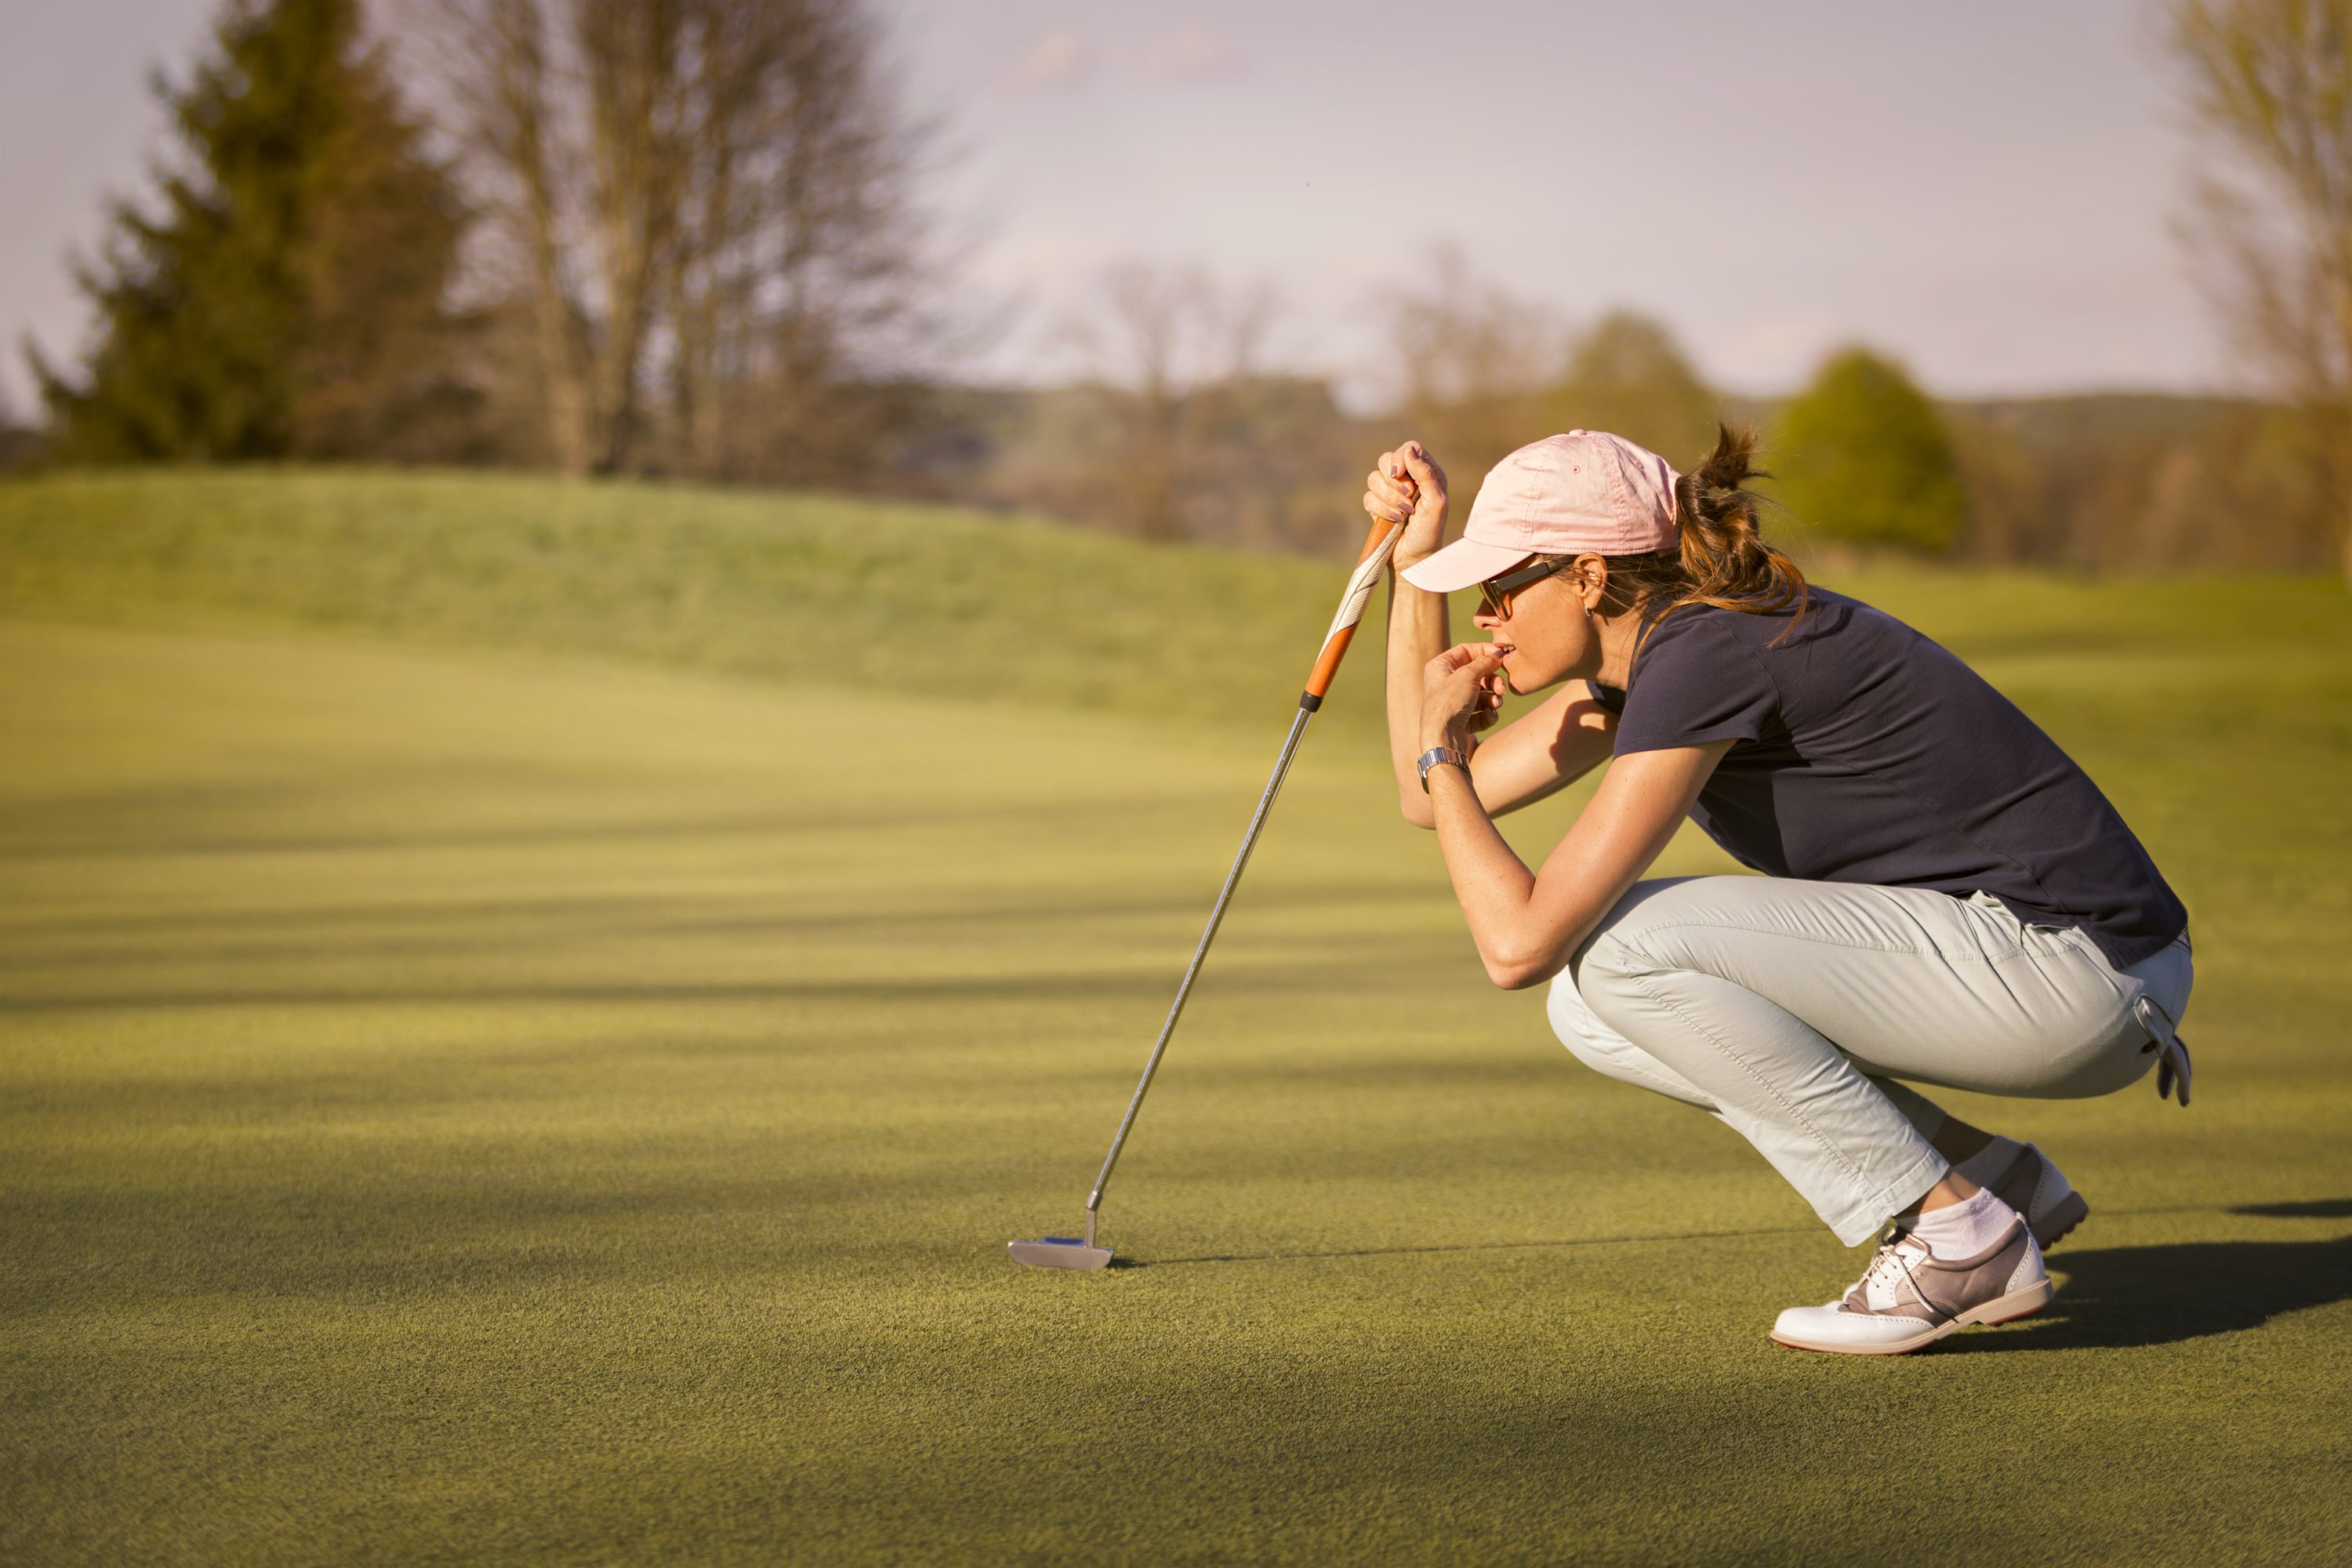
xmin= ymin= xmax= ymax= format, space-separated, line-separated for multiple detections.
xmin=1397 ymin=793 xmax=1435 ymax=830
xmin=1482 ymin=948 xmax=1557 ymax=992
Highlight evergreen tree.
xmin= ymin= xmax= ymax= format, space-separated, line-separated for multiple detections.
xmin=30 ymin=0 xmax=470 ymax=462
xmin=1544 ymin=311 xmax=1720 ymax=466
xmin=1773 ymin=347 xmax=1966 ymax=553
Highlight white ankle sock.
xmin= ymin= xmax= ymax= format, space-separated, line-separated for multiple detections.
xmin=1909 ymin=1185 xmax=2019 ymax=1262
xmin=1954 ymin=1134 xmax=2026 ymax=1189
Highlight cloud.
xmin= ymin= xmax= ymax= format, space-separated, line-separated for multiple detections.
xmin=1144 ymin=27 xmax=1248 ymax=82
xmin=1014 ymin=28 xmax=1090 ymax=89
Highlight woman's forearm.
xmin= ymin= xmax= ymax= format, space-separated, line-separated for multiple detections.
xmin=1425 ymin=761 xmax=1541 ymax=982
xmin=1426 ymin=739 xmax=1733 ymax=990
xmin=1386 ymin=569 xmax=1450 ymax=824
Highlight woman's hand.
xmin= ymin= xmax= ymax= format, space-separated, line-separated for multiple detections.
xmin=1363 ymin=441 xmax=1450 ymax=568
xmin=1420 ymin=641 xmax=1507 ymax=753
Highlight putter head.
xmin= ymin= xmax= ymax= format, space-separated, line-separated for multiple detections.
xmin=1007 ymin=1235 xmax=1113 ymax=1270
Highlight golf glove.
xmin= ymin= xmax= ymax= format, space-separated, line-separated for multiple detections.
xmin=2134 ymin=995 xmax=2192 ymax=1109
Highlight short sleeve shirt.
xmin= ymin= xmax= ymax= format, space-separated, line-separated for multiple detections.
xmin=1594 ymin=589 xmax=2187 ymax=970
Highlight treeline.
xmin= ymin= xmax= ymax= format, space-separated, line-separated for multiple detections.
xmin=908 ymin=268 xmax=2335 ymax=573
xmin=16 ymin=0 xmax=2343 ymax=575
xmin=29 ymin=0 xmax=924 ymax=485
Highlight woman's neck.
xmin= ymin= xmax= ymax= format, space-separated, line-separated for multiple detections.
xmin=1592 ymin=608 xmax=1645 ymax=690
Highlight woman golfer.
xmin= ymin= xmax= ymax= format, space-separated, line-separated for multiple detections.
xmin=1364 ymin=427 xmax=2193 ymax=1356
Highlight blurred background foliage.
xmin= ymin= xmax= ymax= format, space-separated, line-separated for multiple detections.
xmin=1773 ymin=349 xmax=1968 ymax=557
xmin=6 ymin=0 xmax=2349 ymax=582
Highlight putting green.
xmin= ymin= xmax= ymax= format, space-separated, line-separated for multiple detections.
xmin=3 ymin=485 xmax=2349 ymax=1563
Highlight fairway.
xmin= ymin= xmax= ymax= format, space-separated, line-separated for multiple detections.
xmin=4 ymin=476 xmax=2350 ymax=1564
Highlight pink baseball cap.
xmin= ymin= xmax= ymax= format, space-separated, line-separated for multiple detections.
xmin=1399 ymin=430 xmax=1682 ymax=594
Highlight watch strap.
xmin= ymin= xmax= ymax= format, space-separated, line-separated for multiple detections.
xmin=1417 ymin=746 xmax=1472 ymax=792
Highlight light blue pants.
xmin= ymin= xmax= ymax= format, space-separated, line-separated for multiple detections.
xmin=1547 ymin=876 xmax=2194 ymax=1245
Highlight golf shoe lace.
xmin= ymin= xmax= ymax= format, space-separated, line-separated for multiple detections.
xmin=1853 ymin=1234 xmax=1929 ymax=1313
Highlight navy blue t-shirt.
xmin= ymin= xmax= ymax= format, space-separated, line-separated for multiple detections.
xmin=1593 ymin=588 xmax=2187 ymax=970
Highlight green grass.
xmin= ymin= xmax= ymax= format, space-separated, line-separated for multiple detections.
xmin=0 ymin=467 xmax=1368 ymax=732
xmin=3 ymin=469 xmax=2350 ymax=1564
xmin=4 ymin=465 xmax=2345 ymax=739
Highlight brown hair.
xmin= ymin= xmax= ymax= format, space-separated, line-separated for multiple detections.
xmin=1568 ymin=423 xmax=1809 ymax=646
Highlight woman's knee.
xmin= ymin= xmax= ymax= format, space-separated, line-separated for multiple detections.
xmin=1545 ymin=967 xmax=1621 ymax=1076
xmin=1564 ymin=878 xmax=1735 ymax=1044
xmin=1545 ymin=966 xmax=1719 ymax=1111
xmin=1566 ymin=877 xmax=1710 ymax=997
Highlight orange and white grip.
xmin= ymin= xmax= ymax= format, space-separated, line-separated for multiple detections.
xmin=1300 ymin=517 xmax=1403 ymax=707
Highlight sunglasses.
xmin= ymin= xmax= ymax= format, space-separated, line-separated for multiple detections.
xmin=1476 ymin=556 xmax=1573 ymax=619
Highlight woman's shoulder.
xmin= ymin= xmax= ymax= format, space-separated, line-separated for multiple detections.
xmin=1625 ymin=590 xmax=1948 ymax=710
xmin=1637 ymin=586 xmax=1864 ymax=659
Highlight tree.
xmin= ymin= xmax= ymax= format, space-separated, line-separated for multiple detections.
xmin=30 ymin=0 xmax=470 ymax=463
xmin=2169 ymin=0 xmax=2352 ymax=584
xmin=1773 ymin=347 xmax=1967 ymax=554
xmin=426 ymin=0 xmax=932 ymax=478
xmin=1381 ymin=248 xmax=1564 ymax=508
xmin=1059 ymin=262 xmax=1273 ymax=543
xmin=1543 ymin=311 xmax=1720 ymax=469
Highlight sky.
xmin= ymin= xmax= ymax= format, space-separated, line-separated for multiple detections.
xmin=0 ymin=0 xmax=2223 ymax=416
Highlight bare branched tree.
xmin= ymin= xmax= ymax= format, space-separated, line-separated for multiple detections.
xmin=1380 ymin=248 xmax=1566 ymax=500
xmin=1062 ymin=263 xmax=1275 ymax=542
xmin=666 ymin=0 xmax=935 ymax=482
xmin=419 ymin=0 xmax=929 ymax=477
xmin=2169 ymin=0 xmax=2352 ymax=581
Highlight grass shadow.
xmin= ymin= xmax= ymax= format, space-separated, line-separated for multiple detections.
xmin=1940 ymin=1232 xmax=2352 ymax=1352
xmin=2230 ymin=1197 xmax=2352 ymax=1219
xmin=1138 ymin=1223 xmax=1821 ymax=1268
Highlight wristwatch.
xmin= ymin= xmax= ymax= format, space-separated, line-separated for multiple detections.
xmin=1416 ymin=745 xmax=1473 ymax=792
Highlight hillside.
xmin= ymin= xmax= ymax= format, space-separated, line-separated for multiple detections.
xmin=3 ymin=468 xmax=2344 ymax=737
xmin=0 ymin=468 xmax=1370 ymax=734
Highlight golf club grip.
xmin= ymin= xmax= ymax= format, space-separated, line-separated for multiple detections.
xmin=1303 ymin=518 xmax=1402 ymax=702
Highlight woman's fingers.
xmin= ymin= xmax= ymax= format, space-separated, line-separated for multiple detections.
xmin=1420 ymin=640 xmax=1507 ymax=745
xmin=1365 ymin=463 xmax=1415 ymax=513
xmin=1425 ymin=646 xmax=1504 ymax=709
xmin=1432 ymin=641 xmax=1503 ymax=673
xmin=1383 ymin=441 xmax=1450 ymax=565
xmin=1398 ymin=441 xmax=1440 ymax=483
xmin=1363 ymin=468 xmax=1414 ymax=524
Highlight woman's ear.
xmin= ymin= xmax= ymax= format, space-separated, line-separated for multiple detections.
xmin=1575 ymin=553 xmax=1610 ymax=612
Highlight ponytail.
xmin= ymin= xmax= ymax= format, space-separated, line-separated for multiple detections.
xmin=1589 ymin=423 xmax=1809 ymax=647
xmin=1665 ymin=423 xmax=1809 ymax=637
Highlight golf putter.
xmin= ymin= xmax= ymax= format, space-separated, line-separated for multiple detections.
xmin=1011 ymin=514 xmax=1403 ymax=1269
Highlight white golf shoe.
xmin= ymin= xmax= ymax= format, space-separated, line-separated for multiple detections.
xmin=1770 ymin=1218 xmax=2053 ymax=1356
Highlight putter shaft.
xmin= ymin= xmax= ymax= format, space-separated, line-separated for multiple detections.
xmin=1069 ymin=514 xmax=1400 ymax=1256
xmin=1085 ymin=701 xmax=1316 ymax=1236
